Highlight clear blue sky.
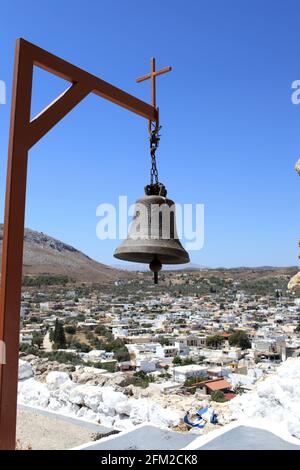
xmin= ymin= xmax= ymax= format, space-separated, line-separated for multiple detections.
xmin=0 ymin=0 xmax=300 ymax=268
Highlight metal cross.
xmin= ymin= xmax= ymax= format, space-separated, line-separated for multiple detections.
xmin=136 ymin=57 xmax=172 ymax=113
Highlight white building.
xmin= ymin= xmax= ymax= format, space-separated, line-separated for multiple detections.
xmin=155 ymin=345 xmax=179 ymax=359
xmin=137 ymin=357 xmax=159 ymax=373
xmin=82 ymin=349 xmax=114 ymax=362
xmin=40 ymin=302 xmax=50 ymax=311
xmin=173 ymin=364 xmax=208 ymax=383
xmin=19 ymin=333 xmax=33 ymax=345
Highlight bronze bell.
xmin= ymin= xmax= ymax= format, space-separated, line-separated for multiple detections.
xmin=114 ymin=183 xmax=190 ymax=283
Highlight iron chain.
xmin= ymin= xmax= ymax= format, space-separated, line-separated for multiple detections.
xmin=149 ymin=122 xmax=161 ymax=185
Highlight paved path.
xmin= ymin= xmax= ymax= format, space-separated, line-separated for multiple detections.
xmin=42 ymin=332 xmax=52 ymax=352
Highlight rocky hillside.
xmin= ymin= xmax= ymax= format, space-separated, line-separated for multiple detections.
xmin=0 ymin=224 xmax=130 ymax=283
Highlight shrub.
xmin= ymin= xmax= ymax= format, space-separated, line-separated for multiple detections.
xmin=182 ymin=357 xmax=196 ymax=365
xmin=32 ymin=333 xmax=44 ymax=349
xmin=206 ymin=335 xmax=225 ymax=349
xmin=70 ymin=340 xmax=91 ymax=353
xmin=114 ymin=346 xmax=130 ymax=362
xmin=48 ymin=351 xmax=82 ymax=365
xmin=23 ymin=275 xmax=72 ymax=287
xmin=86 ymin=361 xmax=116 ymax=373
xmin=211 ymin=390 xmax=227 ymax=402
xmin=233 ymin=383 xmax=245 ymax=395
xmin=123 ymin=370 xmax=156 ymax=389
xmin=228 ymin=330 xmax=251 ymax=349
xmin=172 ymin=356 xmax=182 ymax=365
xmin=65 ymin=325 xmax=76 ymax=335
xmin=95 ymin=325 xmax=110 ymax=337
xmin=19 ymin=344 xmax=39 ymax=355
xmin=184 ymin=375 xmax=209 ymax=387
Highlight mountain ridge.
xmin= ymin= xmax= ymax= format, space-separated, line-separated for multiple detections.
xmin=0 ymin=224 xmax=131 ymax=283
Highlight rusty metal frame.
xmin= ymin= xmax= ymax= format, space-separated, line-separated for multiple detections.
xmin=0 ymin=38 xmax=158 ymax=449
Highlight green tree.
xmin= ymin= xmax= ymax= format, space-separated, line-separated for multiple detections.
xmin=53 ymin=319 xmax=66 ymax=349
xmin=95 ymin=325 xmax=108 ymax=336
xmin=229 ymin=330 xmax=251 ymax=349
xmin=32 ymin=333 xmax=44 ymax=349
xmin=49 ymin=328 xmax=54 ymax=342
xmin=182 ymin=357 xmax=196 ymax=365
xmin=184 ymin=375 xmax=209 ymax=388
xmin=206 ymin=335 xmax=225 ymax=349
xmin=114 ymin=346 xmax=130 ymax=362
xmin=211 ymin=390 xmax=227 ymax=402
xmin=65 ymin=325 xmax=76 ymax=335
xmin=159 ymin=337 xmax=171 ymax=346
xmin=172 ymin=356 xmax=182 ymax=366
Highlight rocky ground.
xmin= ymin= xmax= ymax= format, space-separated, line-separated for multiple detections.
xmin=19 ymin=356 xmax=232 ymax=430
xmin=18 ymin=358 xmax=183 ymax=430
xmin=18 ymin=356 xmax=233 ymax=440
xmin=229 ymin=357 xmax=300 ymax=439
xmin=18 ymin=355 xmax=300 ymax=447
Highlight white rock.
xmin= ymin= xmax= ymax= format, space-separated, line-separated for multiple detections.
xmin=98 ymin=403 xmax=116 ymax=417
xmin=48 ymin=397 xmax=63 ymax=411
xmin=76 ymin=406 xmax=98 ymax=422
xmin=129 ymin=398 xmax=150 ymax=424
xmin=18 ymin=378 xmax=50 ymax=408
xmin=69 ymin=384 xmax=88 ymax=405
xmin=115 ymin=399 xmax=131 ymax=415
xmin=17 ymin=371 xmax=182 ymax=431
xmin=148 ymin=401 xmax=180 ymax=427
xmin=114 ymin=417 xmax=135 ymax=432
xmin=53 ymin=379 xmax=76 ymax=403
xmin=230 ymin=358 xmax=300 ymax=439
xmin=97 ymin=414 xmax=116 ymax=427
xmin=46 ymin=371 xmax=70 ymax=390
xmin=82 ymin=386 xmax=103 ymax=412
xmin=18 ymin=360 xmax=33 ymax=380
xmin=101 ymin=387 xmax=127 ymax=408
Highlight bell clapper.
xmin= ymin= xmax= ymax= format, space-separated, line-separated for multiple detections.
xmin=149 ymin=256 xmax=162 ymax=284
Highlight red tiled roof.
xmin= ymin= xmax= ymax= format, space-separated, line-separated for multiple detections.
xmin=224 ymin=393 xmax=236 ymax=400
xmin=206 ymin=379 xmax=231 ymax=391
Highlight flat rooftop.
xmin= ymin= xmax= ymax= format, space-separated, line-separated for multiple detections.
xmin=79 ymin=424 xmax=300 ymax=451
xmin=81 ymin=425 xmax=196 ymax=450
xmin=196 ymin=426 xmax=300 ymax=451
